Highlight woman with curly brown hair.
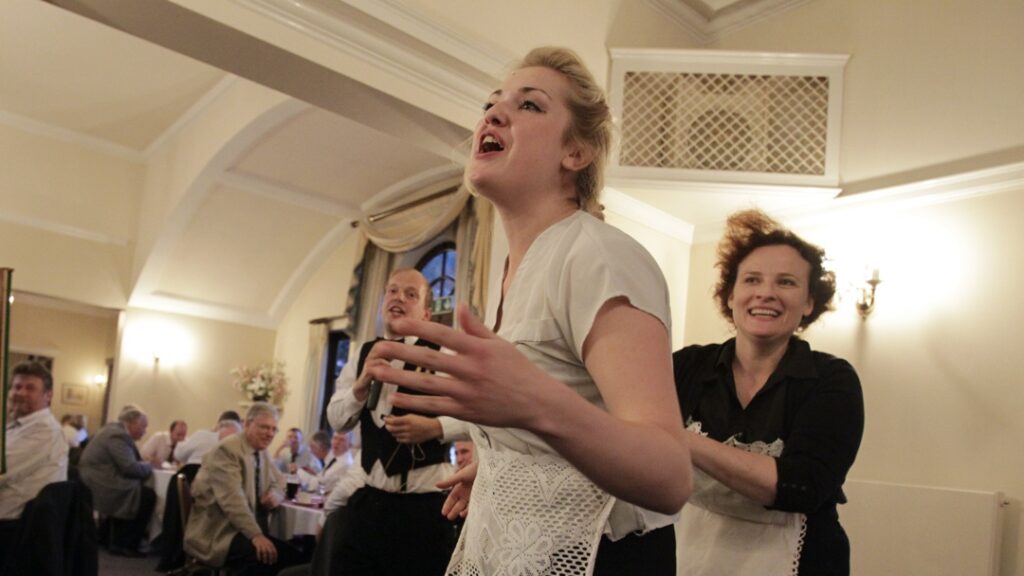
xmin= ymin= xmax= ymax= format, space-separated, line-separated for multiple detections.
xmin=674 ymin=209 xmax=864 ymax=576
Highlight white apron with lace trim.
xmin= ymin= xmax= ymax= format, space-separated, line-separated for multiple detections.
xmin=678 ymin=423 xmax=806 ymax=576
xmin=446 ymin=448 xmax=616 ymax=576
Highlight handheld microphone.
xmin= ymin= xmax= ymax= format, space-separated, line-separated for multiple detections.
xmin=366 ymin=379 xmax=383 ymax=411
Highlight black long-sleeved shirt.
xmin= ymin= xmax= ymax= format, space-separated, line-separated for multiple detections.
xmin=674 ymin=337 xmax=865 ymax=576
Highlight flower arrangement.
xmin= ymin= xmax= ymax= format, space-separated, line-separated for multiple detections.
xmin=232 ymin=361 xmax=289 ymax=405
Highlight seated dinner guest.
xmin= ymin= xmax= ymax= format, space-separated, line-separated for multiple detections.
xmin=274 ymin=427 xmax=322 ymax=476
xmin=141 ymin=419 xmax=188 ymax=466
xmin=184 ymin=402 xmax=304 ymax=575
xmin=674 ymin=209 xmax=864 ymax=576
xmin=0 ymin=362 xmax=69 ymax=563
xmin=307 ymin=430 xmax=354 ymax=494
xmin=174 ymin=410 xmax=243 ymax=465
xmin=61 ymin=413 xmax=82 ymax=448
xmin=79 ymin=405 xmax=155 ymax=557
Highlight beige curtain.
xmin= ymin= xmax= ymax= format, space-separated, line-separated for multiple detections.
xmin=351 ymin=242 xmax=393 ymax=348
xmin=361 ymin=178 xmax=469 ymax=254
xmin=347 ymin=178 xmax=492 ymax=340
xmin=454 ymin=196 xmax=494 ymax=326
xmin=302 ymin=322 xmax=329 ymax=431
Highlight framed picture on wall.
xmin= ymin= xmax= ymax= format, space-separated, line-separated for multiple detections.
xmin=62 ymin=383 xmax=88 ymax=405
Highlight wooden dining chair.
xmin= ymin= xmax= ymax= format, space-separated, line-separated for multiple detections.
xmin=170 ymin=472 xmax=225 ymax=576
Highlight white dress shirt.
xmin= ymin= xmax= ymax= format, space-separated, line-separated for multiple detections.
xmin=0 ymin=408 xmax=69 ymax=519
xmin=326 ymin=336 xmax=456 ymax=493
xmin=318 ymin=450 xmax=354 ymax=493
xmin=321 ymin=449 xmax=368 ymax=524
xmin=174 ymin=429 xmax=220 ymax=465
xmin=62 ymin=423 xmax=80 ymax=448
xmin=274 ymin=446 xmax=323 ymax=475
xmin=141 ymin=431 xmax=176 ymax=464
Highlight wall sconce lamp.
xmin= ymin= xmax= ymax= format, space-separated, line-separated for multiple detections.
xmin=856 ymin=269 xmax=881 ymax=319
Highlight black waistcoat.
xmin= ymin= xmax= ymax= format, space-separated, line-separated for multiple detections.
xmin=356 ymin=338 xmax=450 ymax=484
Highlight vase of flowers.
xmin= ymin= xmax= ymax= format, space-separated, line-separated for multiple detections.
xmin=232 ymin=361 xmax=289 ymax=406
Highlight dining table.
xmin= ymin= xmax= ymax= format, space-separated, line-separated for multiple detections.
xmin=269 ymin=499 xmax=323 ymax=540
xmin=148 ymin=467 xmax=177 ymax=542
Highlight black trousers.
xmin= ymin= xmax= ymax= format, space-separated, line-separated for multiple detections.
xmin=225 ymin=532 xmax=306 ymax=576
xmin=0 ymin=519 xmax=19 ymax=571
xmin=307 ymin=506 xmax=350 ymax=576
xmin=336 ymin=486 xmax=455 ymax=576
xmin=593 ymin=523 xmax=676 ymax=576
xmin=109 ymin=486 xmax=156 ymax=550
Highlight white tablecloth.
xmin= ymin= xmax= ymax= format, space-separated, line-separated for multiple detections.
xmin=148 ymin=468 xmax=177 ymax=542
xmin=270 ymin=501 xmax=322 ymax=540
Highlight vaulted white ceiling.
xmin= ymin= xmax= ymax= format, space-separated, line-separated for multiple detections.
xmin=2 ymin=0 xmax=464 ymax=327
xmin=10 ymin=0 xmax=1008 ymax=327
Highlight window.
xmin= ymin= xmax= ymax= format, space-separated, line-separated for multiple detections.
xmin=416 ymin=242 xmax=456 ymax=326
xmin=318 ymin=330 xmax=351 ymax=430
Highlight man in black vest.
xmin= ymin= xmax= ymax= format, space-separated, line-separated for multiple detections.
xmin=325 ymin=268 xmax=461 ymax=575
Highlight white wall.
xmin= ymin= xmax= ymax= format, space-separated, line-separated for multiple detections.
xmin=272 ymin=232 xmax=361 ymax=434
xmin=710 ymin=0 xmax=1024 ymax=186
xmin=681 ymin=186 xmax=1024 ymax=576
xmin=8 ymin=296 xmax=117 ymax=437
xmin=110 ymin=307 xmax=276 ymax=441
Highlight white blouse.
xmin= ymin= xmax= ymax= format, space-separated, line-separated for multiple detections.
xmin=479 ymin=210 xmax=679 ymax=539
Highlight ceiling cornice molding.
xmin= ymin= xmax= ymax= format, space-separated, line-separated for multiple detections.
xmin=602 ymin=187 xmax=695 ymax=244
xmin=691 ymin=160 xmax=1024 ymax=243
xmin=607 ymin=177 xmax=841 ymax=200
xmin=338 ymin=0 xmax=512 ymax=75
xmin=0 ymin=208 xmax=132 ymax=247
xmin=646 ymin=0 xmax=814 ymax=45
xmin=142 ymin=75 xmax=238 ymax=160
xmin=12 ymin=290 xmax=120 ymax=319
xmin=0 ymin=110 xmax=145 ymax=163
xmin=608 ymin=47 xmax=849 ymax=70
xmin=645 ymin=0 xmax=713 ymax=44
xmin=130 ymin=292 xmax=279 ymax=330
xmin=232 ymin=0 xmax=507 ymax=124
xmin=218 ymin=170 xmax=362 ymax=218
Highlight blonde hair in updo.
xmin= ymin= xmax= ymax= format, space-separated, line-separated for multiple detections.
xmin=517 ymin=47 xmax=613 ymax=217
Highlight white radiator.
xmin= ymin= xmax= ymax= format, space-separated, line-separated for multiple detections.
xmin=840 ymin=479 xmax=1005 ymax=576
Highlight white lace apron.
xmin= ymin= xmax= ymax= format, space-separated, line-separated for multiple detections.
xmin=446 ymin=447 xmax=616 ymax=576
xmin=677 ymin=423 xmax=806 ymax=576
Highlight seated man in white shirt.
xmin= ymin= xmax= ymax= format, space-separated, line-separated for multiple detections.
xmin=303 ymin=430 xmax=355 ymax=495
xmin=141 ymin=419 xmax=188 ymax=466
xmin=61 ymin=414 xmax=81 ymax=448
xmin=320 ymin=431 xmax=354 ymax=493
xmin=0 ymin=362 xmax=69 ymax=562
xmin=173 ymin=410 xmax=243 ymax=465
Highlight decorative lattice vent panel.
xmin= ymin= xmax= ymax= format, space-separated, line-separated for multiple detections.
xmin=610 ymin=50 xmax=847 ymax=187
